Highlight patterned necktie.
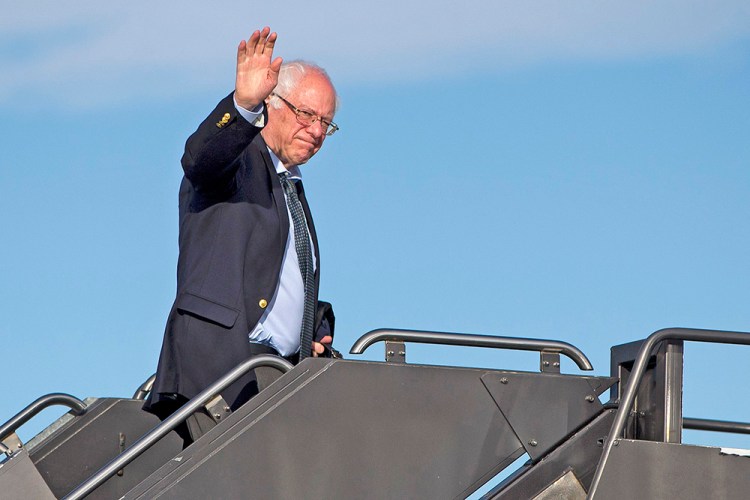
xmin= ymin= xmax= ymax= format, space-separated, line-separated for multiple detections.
xmin=278 ymin=171 xmax=315 ymax=360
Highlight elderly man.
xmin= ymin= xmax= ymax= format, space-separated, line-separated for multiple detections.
xmin=144 ymin=27 xmax=338 ymax=442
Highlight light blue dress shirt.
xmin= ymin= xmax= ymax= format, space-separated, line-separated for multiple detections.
xmin=234 ymin=97 xmax=317 ymax=356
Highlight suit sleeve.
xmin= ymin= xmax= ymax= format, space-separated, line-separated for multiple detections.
xmin=314 ymin=300 xmax=335 ymax=342
xmin=181 ymin=92 xmax=266 ymax=194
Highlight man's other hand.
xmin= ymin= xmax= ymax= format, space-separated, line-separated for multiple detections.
xmin=312 ymin=335 xmax=333 ymax=357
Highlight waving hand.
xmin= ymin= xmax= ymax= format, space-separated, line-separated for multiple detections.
xmin=234 ymin=27 xmax=283 ymax=110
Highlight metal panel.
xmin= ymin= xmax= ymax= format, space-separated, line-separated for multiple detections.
xmin=29 ymin=398 xmax=182 ymax=499
xmin=65 ymin=355 xmax=293 ymax=500
xmin=0 ymin=448 xmax=56 ymax=500
xmin=485 ymin=410 xmax=615 ymax=499
xmin=481 ymin=372 xmax=614 ymax=460
xmin=125 ymin=359 xmax=528 ymax=500
xmin=533 ymin=470 xmax=586 ymax=500
xmin=595 ymin=439 xmax=750 ymax=499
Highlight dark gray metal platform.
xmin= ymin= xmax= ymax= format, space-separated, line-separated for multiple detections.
xmin=595 ymin=439 xmax=750 ymax=498
xmin=2 ymin=327 xmax=749 ymax=499
xmin=125 ymin=358 xmax=577 ymax=499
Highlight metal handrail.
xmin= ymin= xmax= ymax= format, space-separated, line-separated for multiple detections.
xmin=588 ymin=327 xmax=750 ymax=499
xmin=64 ymin=354 xmax=294 ymax=500
xmin=0 ymin=393 xmax=87 ymax=446
xmin=132 ymin=374 xmax=156 ymax=400
xmin=349 ymin=328 xmax=594 ymax=371
xmin=684 ymin=417 xmax=750 ymax=435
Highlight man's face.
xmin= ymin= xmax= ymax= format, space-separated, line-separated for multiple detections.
xmin=262 ymin=72 xmax=337 ymax=167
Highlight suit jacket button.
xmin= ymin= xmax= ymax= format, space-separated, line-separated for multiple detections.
xmin=258 ymin=299 xmax=268 ymax=309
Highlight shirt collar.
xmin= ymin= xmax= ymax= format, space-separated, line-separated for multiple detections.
xmin=267 ymin=148 xmax=302 ymax=181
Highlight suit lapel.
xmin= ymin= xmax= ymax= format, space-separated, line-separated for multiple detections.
xmin=252 ymin=134 xmax=321 ymax=286
xmin=251 ymin=134 xmax=290 ymax=257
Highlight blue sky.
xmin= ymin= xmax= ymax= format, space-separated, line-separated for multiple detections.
xmin=2 ymin=0 xmax=750 ymax=487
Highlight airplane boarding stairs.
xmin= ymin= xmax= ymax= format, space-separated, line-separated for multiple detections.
xmin=1 ymin=327 xmax=750 ymax=499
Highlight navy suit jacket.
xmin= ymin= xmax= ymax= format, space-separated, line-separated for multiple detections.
xmin=145 ymin=93 xmax=320 ymax=412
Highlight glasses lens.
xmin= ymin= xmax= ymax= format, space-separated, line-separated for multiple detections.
xmin=326 ymin=123 xmax=338 ymax=136
xmin=296 ymin=109 xmax=315 ymax=125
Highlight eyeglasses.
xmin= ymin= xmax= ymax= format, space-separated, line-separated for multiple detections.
xmin=271 ymin=93 xmax=339 ymax=136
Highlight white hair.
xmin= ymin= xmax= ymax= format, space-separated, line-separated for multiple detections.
xmin=268 ymin=60 xmax=340 ymax=113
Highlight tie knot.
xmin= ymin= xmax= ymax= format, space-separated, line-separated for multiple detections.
xmin=278 ymin=171 xmax=293 ymax=190
xmin=279 ymin=171 xmax=303 ymax=198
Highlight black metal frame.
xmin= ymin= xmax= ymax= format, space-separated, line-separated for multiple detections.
xmin=610 ymin=339 xmax=685 ymax=443
xmin=683 ymin=417 xmax=750 ymax=435
xmin=588 ymin=327 xmax=750 ymax=499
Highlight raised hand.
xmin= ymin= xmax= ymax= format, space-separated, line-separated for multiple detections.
xmin=234 ymin=27 xmax=283 ymax=110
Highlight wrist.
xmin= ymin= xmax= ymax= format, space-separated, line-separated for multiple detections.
xmin=233 ymin=94 xmax=264 ymax=114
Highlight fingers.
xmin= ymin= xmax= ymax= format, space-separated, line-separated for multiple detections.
xmin=254 ymin=27 xmax=270 ymax=54
xmin=240 ymin=30 xmax=259 ymax=61
xmin=246 ymin=28 xmax=261 ymax=53
xmin=312 ymin=342 xmax=325 ymax=357
xmin=236 ymin=39 xmax=247 ymax=66
xmin=244 ymin=27 xmax=276 ymax=56
xmin=263 ymin=31 xmax=277 ymax=55
xmin=239 ymin=27 xmax=275 ymax=57
xmin=271 ymin=56 xmax=283 ymax=73
xmin=311 ymin=336 xmax=333 ymax=357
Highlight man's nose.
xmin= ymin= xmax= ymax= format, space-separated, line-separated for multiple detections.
xmin=309 ymin=119 xmax=325 ymax=138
